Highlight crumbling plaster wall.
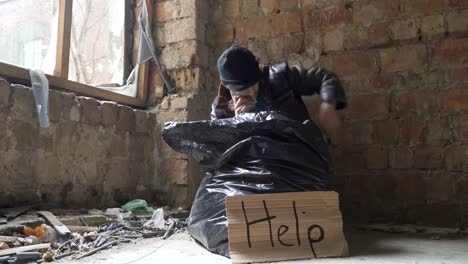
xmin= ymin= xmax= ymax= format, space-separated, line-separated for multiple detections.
xmin=207 ymin=0 xmax=468 ymax=227
xmin=0 ymin=79 xmax=160 ymax=208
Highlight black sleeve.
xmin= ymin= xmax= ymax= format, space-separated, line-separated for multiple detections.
xmin=288 ymin=65 xmax=347 ymax=110
xmin=210 ymin=96 xmax=235 ymax=120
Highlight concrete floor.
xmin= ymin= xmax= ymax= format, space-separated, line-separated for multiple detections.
xmin=59 ymin=229 xmax=468 ymax=264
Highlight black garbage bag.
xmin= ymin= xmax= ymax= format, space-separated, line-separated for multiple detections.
xmin=161 ymin=111 xmax=333 ymax=257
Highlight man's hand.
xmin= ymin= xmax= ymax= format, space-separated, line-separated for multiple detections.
xmin=317 ymin=101 xmax=343 ymax=140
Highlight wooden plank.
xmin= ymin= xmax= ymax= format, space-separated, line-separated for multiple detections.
xmin=136 ymin=0 xmax=153 ymax=103
xmin=0 ymin=236 xmax=18 ymax=243
xmin=0 ymin=206 xmax=32 ymax=220
xmin=37 ymin=211 xmax=70 ymax=236
xmin=225 ymin=192 xmax=349 ymax=264
xmin=54 ymin=0 xmax=73 ymax=79
xmin=0 ymin=243 xmax=50 ymax=257
xmin=0 ymin=62 xmax=145 ymax=107
xmin=68 ymin=226 xmax=99 ymax=233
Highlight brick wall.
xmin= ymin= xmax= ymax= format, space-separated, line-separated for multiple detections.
xmin=208 ymin=0 xmax=468 ymax=227
xmin=0 ymin=79 xmax=162 ymax=208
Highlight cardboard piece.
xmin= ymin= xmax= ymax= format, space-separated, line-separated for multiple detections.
xmin=37 ymin=211 xmax=71 ymax=236
xmin=226 ymin=191 xmax=348 ymax=263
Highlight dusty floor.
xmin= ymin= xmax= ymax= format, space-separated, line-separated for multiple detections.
xmin=56 ymin=229 xmax=468 ymax=264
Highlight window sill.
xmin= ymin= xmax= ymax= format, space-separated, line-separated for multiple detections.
xmin=0 ymin=61 xmax=147 ymax=108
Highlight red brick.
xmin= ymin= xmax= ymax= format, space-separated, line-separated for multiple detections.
xmin=389 ymin=147 xmax=414 ymax=169
xmin=413 ymin=146 xmax=444 ymax=169
xmin=155 ymin=1 xmax=178 ymax=22
xmin=280 ymin=0 xmax=299 ymax=10
xmin=448 ymin=67 xmax=468 ymax=82
xmin=365 ymin=147 xmax=388 ymax=169
xmin=451 ymin=114 xmax=468 ymax=140
xmin=332 ymin=51 xmax=378 ymax=77
xmin=323 ymin=28 xmax=344 ymax=52
xmin=336 ymin=122 xmax=374 ymax=145
xmin=396 ymin=173 xmax=427 ymax=205
xmin=399 ymin=118 xmax=425 ymax=144
xmin=368 ymin=75 xmax=396 ymax=91
xmin=304 ymin=5 xmax=352 ymax=32
xmin=446 ymin=146 xmax=468 ymax=170
xmin=271 ymin=12 xmax=302 ymax=36
xmin=345 ymin=23 xmax=392 ymax=50
xmin=432 ymin=38 xmax=468 ymax=68
xmin=162 ymin=18 xmax=196 ymax=44
xmin=421 ymin=14 xmax=445 ymax=40
xmin=241 ymin=0 xmax=259 ymax=17
xmin=353 ymin=0 xmax=399 ymax=26
xmin=442 ymin=87 xmax=468 ymax=112
xmin=401 ymin=0 xmax=449 ymax=14
xmin=340 ymin=151 xmax=366 ymax=171
xmin=235 ymin=16 xmax=272 ymax=42
xmin=223 ymin=0 xmax=240 ymax=18
xmin=425 ymin=173 xmax=455 ymax=203
xmin=380 ymin=45 xmax=426 ymax=73
xmin=425 ymin=118 xmax=452 ymax=143
xmin=456 ymin=176 xmax=468 ymax=202
xmin=375 ymin=120 xmax=399 ymax=144
xmin=345 ymin=94 xmax=389 ymax=120
xmin=450 ymin=0 xmax=468 ymax=6
xmin=393 ymin=90 xmax=440 ymax=114
xmin=260 ymin=0 xmax=280 ymax=14
xmin=218 ymin=23 xmax=234 ymax=44
xmin=390 ymin=18 xmax=419 ymax=42
xmin=448 ymin=9 xmax=468 ymax=36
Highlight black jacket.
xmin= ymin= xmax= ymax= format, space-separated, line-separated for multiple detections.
xmin=211 ymin=63 xmax=347 ymax=122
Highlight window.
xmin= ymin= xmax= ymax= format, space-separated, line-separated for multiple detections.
xmin=0 ymin=0 xmax=152 ymax=107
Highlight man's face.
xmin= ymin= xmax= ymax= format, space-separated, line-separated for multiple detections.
xmin=230 ymin=83 xmax=259 ymax=115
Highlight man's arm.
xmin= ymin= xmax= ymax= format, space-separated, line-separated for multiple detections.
xmin=288 ymin=65 xmax=347 ymax=138
xmin=210 ymin=84 xmax=235 ymax=120
xmin=288 ymin=66 xmax=347 ymax=110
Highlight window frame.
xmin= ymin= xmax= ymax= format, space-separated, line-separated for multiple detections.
xmin=0 ymin=0 xmax=153 ymax=107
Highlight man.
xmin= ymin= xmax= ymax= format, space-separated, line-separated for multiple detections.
xmin=211 ymin=44 xmax=347 ymax=139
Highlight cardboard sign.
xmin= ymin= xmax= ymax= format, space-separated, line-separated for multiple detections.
xmin=226 ymin=192 xmax=348 ymax=263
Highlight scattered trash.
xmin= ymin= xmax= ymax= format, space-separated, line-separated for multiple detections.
xmin=0 ymin=202 xmax=187 ymax=262
xmin=105 ymin=208 xmax=131 ymax=221
xmin=143 ymin=208 xmax=165 ymax=229
xmin=24 ymin=226 xmax=45 ymax=238
xmin=0 ymin=242 xmax=9 ymax=250
xmin=121 ymin=199 xmax=154 ymax=214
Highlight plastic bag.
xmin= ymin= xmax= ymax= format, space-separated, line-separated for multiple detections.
xmin=162 ymin=112 xmax=334 ymax=257
xmin=121 ymin=199 xmax=154 ymax=214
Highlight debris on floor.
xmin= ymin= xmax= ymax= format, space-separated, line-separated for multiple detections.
xmin=0 ymin=203 xmax=189 ymax=263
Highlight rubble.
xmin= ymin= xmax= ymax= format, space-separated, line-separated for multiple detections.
xmin=0 ymin=204 xmax=188 ymax=263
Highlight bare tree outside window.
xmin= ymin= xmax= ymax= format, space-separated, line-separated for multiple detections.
xmin=69 ymin=0 xmax=125 ymax=86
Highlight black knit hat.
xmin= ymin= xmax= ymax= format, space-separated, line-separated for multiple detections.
xmin=217 ymin=44 xmax=262 ymax=91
